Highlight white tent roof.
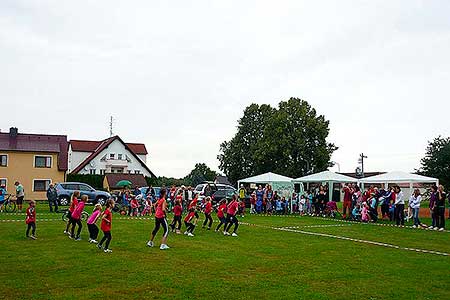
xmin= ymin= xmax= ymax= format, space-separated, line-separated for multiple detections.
xmin=292 ymin=171 xmax=356 ymax=183
xmin=359 ymin=171 xmax=438 ymax=184
xmin=238 ymin=172 xmax=293 ymax=184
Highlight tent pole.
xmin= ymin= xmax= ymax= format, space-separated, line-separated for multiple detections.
xmin=328 ymin=181 xmax=332 ymax=202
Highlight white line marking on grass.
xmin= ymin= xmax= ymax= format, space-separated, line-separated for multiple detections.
xmin=282 ymin=224 xmax=354 ymax=229
xmin=238 ymin=222 xmax=450 ymax=257
xmin=275 ymin=227 xmax=450 ymax=257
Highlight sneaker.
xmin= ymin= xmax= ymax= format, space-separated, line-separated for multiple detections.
xmin=75 ymin=237 xmax=82 ymax=241
xmin=68 ymin=235 xmax=73 ymax=239
xmin=412 ymin=225 xmax=417 ymax=229
xmin=160 ymin=244 xmax=170 ymax=250
xmin=428 ymin=226 xmax=434 ymax=230
xmin=187 ymin=232 xmax=194 ymax=237
xmin=231 ymin=233 xmax=238 ymax=237
xmin=207 ymin=227 xmax=211 ymax=230
xmin=439 ymin=228 xmax=445 ymax=232
xmin=91 ymin=240 xmax=98 ymax=244
xmin=147 ymin=241 xmax=154 ymax=248
xmin=29 ymin=235 xmax=37 ymax=240
xmin=224 ymin=231 xmax=230 ymax=236
xmin=184 ymin=231 xmax=189 ymax=235
xmin=434 ymin=227 xmax=438 ymax=231
xmin=97 ymin=244 xmax=103 ymax=250
xmin=63 ymin=230 xmax=69 ymax=235
xmin=104 ymin=249 xmax=113 ymax=253
xmin=88 ymin=238 xmax=92 ymax=243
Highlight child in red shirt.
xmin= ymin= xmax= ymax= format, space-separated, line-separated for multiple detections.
xmin=98 ymin=199 xmax=114 ymax=253
xmin=26 ymin=200 xmax=37 ymax=239
xmin=224 ymin=195 xmax=239 ymax=237
xmin=215 ymin=199 xmax=227 ymax=232
xmin=202 ymin=197 xmax=213 ymax=230
xmin=130 ymin=197 xmax=139 ymax=217
xmin=184 ymin=208 xmax=196 ymax=237
xmin=170 ymin=199 xmax=183 ymax=234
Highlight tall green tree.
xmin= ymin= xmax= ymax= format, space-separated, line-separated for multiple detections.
xmin=184 ymin=163 xmax=217 ymax=187
xmin=218 ymin=98 xmax=337 ymax=185
xmin=418 ymin=136 xmax=450 ymax=188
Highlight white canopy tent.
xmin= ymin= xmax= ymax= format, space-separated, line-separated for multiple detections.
xmin=292 ymin=171 xmax=357 ymax=202
xmin=238 ymin=172 xmax=294 ymax=210
xmin=359 ymin=171 xmax=439 ymax=191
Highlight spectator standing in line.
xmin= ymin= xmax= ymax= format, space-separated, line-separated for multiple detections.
xmin=435 ymin=185 xmax=446 ymax=231
xmin=394 ymin=185 xmax=405 ymax=226
xmin=15 ymin=181 xmax=25 ymax=212
xmin=342 ymin=183 xmax=353 ymax=219
xmin=0 ymin=184 xmax=7 ymax=212
xmin=409 ymin=189 xmax=424 ymax=228
xmin=47 ymin=184 xmax=59 ymax=213
xmin=428 ymin=185 xmax=437 ymax=229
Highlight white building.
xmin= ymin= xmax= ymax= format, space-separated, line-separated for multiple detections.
xmin=68 ymin=136 xmax=155 ymax=177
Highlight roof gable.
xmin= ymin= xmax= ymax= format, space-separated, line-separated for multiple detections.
xmin=71 ymin=136 xmax=155 ymax=177
xmin=70 ymin=139 xmax=148 ymax=155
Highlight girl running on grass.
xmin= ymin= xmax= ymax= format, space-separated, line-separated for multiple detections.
xmin=215 ymin=199 xmax=227 ymax=232
xmin=184 ymin=208 xmax=196 ymax=237
xmin=98 ymin=199 xmax=114 ymax=253
xmin=202 ymin=197 xmax=213 ymax=230
xmin=87 ymin=204 xmax=102 ymax=244
xmin=25 ymin=200 xmax=37 ymax=240
xmin=64 ymin=191 xmax=80 ymax=234
xmin=170 ymin=199 xmax=183 ymax=234
xmin=224 ymin=195 xmax=239 ymax=237
xmin=147 ymin=189 xmax=170 ymax=250
xmin=70 ymin=195 xmax=87 ymax=241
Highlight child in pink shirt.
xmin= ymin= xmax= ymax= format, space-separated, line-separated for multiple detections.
xmin=361 ymin=202 xmax=369 ymax=222
xmin=70 ymin=195 xmax=87 ymax=241
xmin=87 ymin=204 xmax=102 ymax=243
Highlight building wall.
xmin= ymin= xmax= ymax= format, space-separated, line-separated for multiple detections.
xmin=68 ymin=145 xmax=91 ymax=173
xmin=74 ymin=139 xmax=151 ymax=177
xmin=0 ymin=151 xmax=65 ymax=201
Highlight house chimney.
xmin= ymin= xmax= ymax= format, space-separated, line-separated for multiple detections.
xmin=9 ymin=127 xmax=18 ymax=138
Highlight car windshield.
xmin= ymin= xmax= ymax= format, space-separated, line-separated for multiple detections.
xmin=195 ymin=185 xmax=204 ymax=192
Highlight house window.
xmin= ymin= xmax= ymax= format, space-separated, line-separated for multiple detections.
xmin=0 ymin=155 xmax=7 ymax=167
xmin=118 ymin=154 xmax=123 ymax=160
xmin=33 ymin=179 xmax=51 ymax=192
xmin=0 ymin=178 xmax=6 ymax=186
xmin=134 ymin=170 xmax=141 ymax=174
xmin=110 ymin=153 xmax=115 ymax=159
xmin=35 ymin=156 xmax=52 ymax=168
xmin=90 ymin=169 xmax=96 ymax=175
xmin=100 ymin=169 xmax=106 ymax=175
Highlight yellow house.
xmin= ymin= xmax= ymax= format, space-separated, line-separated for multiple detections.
xmin=0 ymin=127 xmax=68 ymax=201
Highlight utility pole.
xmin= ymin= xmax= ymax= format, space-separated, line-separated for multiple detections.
xmin=109 ymin=116 xmax=114 ymax=137
xmin=358 ymin=153 xmax=368 ymax=177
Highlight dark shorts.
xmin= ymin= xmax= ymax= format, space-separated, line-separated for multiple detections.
xmin=16 ymin=196 xmax=24 ymax=205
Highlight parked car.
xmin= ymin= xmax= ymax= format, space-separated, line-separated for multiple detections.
xmin=194 ymin=182 xmax=235 ymax=201
xmin=55 ymin=182 xmax=111 ymax=206
xmin=211 ymin=187 xmax=237 ymax=203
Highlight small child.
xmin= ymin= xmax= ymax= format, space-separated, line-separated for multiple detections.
xmin=202 ymin=197 xmax=213 ymax=229
xmin=184 ymin=208 xmax=196 ymax=237
xmin=215 ymin=199 xmax=227 ymax=232
xmin=141 ymin=197 xmax=152 ymax=216
xmin=299 ymin=195 xmax=306 ymax=215
xmin=130 ymin=197 xmax=140 ymax=217
xmin=352 ymin=204 xmax=361 ymax=221
xmin=87 ymin=204 xmax=102 ymax=244
xmin=238 ymin=199 xmax=246 ymax=218
xmin=64 ymin=191 xmax=80 ymax=234
xmin=98 ymin=199 xmax=114 ymax=253
xmin=361 ymin=202 xmax=369 ymax=223
xmin=170 ymin=200 xmax=183 ymax=234
xmin=25 ymin=200 xmax=37 ymax=240
xmin=70 ymin=195 xmax=87 ymax=241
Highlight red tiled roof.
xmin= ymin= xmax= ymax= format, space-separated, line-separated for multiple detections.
xmin=70 ymin=140 xmax=148 ymax=155
xmin=105 ymin=173 xmax=148 ymax=189
xmin=0 ymin=131 xmax=68 ymax=171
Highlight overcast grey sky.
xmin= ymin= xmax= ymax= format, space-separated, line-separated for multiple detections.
xmin=1 ymin=0 xmax=449 ymax=178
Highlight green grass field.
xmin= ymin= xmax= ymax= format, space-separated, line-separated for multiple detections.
xmin=1 ymin=205 xmax=449 ymax=300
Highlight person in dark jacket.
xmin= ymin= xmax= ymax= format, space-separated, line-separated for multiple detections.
xmin=47 ymin=184 xmax=59 ymax=213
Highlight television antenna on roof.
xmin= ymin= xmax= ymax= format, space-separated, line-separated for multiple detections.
xmin=109 ymin=116 xmax=114 ymax=137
